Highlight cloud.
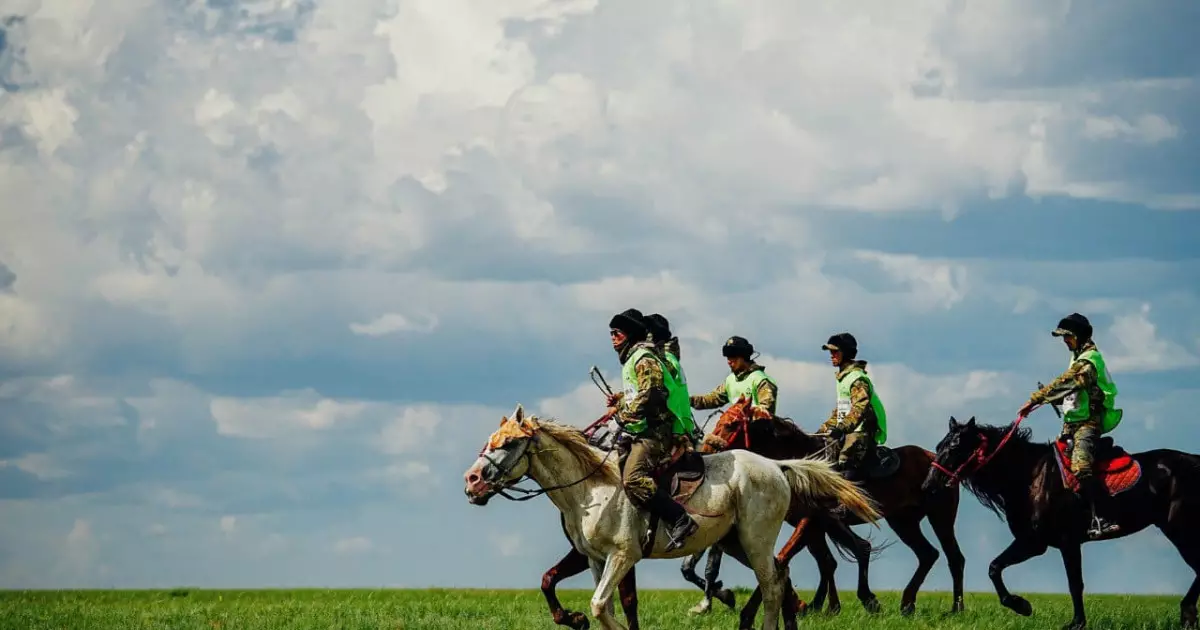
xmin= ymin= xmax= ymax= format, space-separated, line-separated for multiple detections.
xmin=0 ymin=0 xmax=1195 ymax=594
xmin=332 ymin=536 xmax=372 ymax=555
xmin=349 ymin=312 xmax=438 ymax=336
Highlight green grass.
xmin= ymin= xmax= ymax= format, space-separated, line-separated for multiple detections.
xmin=0 ymin=588 xmax=1187 ymax=629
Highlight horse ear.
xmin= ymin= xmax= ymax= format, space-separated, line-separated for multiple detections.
xmin=966 ymin=416 xmax=976 ymax=429
xmin=512 ymin=403 xmax=525 ymax=423
xmin=949 ymin=416 xmax=958 ymax=430
xmin=500 ymin=415 xmax=508 ymax=426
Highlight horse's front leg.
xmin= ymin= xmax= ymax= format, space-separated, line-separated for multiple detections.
xmin=703 ymin=546 xmax=736 ymax=611
xmin=591 ymin=552 xmax=637 ymax=630
xmin=681 ymin=551 xmax=711 ymax=614
xmin=1060 ymin=541 xmax=1087 ymax=630
xmin=542 ymin=547 xmax=593 ymax=630
xmin=989 ymin=536 xmax=1048 ymax=617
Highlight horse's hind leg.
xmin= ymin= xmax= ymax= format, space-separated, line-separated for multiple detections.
xmin=1162 ymin=521 xmax=1200 ymax=628
xmin=927 ymin=492 xmax=967 ymax=613
xmin=542 ymin=547 xmax=593 ymax=630
xmin=718 ymin=535 xmax=798 ymax=630
xmin=888 ymin=509 xmax=940 ymax=616
xmin=704 ymin=545 xmax=736 ymax=611
xmin=681 ymin=550 xmax=711 ymax=614
xmin=617 ymin=567 xmax=639 ymax=630
xmin=825 ymin=517 xmax=879 ymax=613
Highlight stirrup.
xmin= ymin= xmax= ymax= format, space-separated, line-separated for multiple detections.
xmin=1087 ymin=516 xmax=1120 ymax=539
xmin=664 ymin=518 xmax=698 ymax=552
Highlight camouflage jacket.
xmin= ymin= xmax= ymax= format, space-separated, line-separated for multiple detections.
xmin=616 ymin=341 xmax=676 ymax=438
xmin=690 ymin=361 xmax=778 ymax=417
xmin=823 ymin=360 xmax=873 ymax=432
xmin=1028 ymin=340 xmax=1105 ymax=422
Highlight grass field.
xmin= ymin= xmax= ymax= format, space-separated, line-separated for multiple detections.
xmin=0 ymin=588 xmax=1186 ymax=629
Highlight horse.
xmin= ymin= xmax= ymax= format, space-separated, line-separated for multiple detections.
xmin=923 ymin=410 xmax=1200 ymax=630
xmin=688 ymin=397 xmax=967 ymax=619
xmin=463 ymin=403 xmax=882 ymax=630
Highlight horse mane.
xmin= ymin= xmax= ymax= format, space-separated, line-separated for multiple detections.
xmin=531 ymin=417 xmax=622 ymax=485
xmin=960 ymin=420 xmax=1044 ymax=519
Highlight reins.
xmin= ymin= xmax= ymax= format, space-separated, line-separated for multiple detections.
xmin=930 ymin=408 xmax=1033 ymax=487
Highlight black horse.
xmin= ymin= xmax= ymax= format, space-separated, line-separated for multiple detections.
xmin=923 ymin=411 xmax=1200 ymax=629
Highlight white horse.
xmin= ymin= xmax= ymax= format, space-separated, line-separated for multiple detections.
xmin=463 ymin=404 xmax=882 ymax=630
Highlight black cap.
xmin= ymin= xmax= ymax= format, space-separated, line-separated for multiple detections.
xmin=645 ymin=313 xmax=671 ymax=341
xmin=822 ymin=332 xmax=858 ymax=357
xmin=609 ymin=308 xmax=648 ymax=340
xmin=1052 ymin=313 xmax=1092 ymax=339
xmin=721 ymin=335 xmax=754 ymax=358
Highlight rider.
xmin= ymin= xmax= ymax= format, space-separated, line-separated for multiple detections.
xmin=817 ymin=333 xmax=887 ymax=482
xmin=608 ymin=308 xmax=699 ymax=552
xmin=644 ymin=313 xmax=701 ymax=447
xmin=690 ymin=335 xmax=778 ymax=422
xmin=1018 ymin=312 xmax=1123 ymax=539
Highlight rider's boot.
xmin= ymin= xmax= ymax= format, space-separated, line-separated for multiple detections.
xmin=1080 ymin=476 xmax=1121 ymax=539
xmin=649 ymin=491 xmax=699 ymax=552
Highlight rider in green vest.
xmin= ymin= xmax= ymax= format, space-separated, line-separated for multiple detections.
xmin=817 ymin=332 xmax=887 ymax=482
xmin=644 ymin=313 xmax=700 ymax=445
xmin=607 ymin=308 xmax=699 ymax=552
xmin=690 ymin=336 xmax=779 ymax=424
xmin=1019 ymin=312 xmax=1123 ymax=539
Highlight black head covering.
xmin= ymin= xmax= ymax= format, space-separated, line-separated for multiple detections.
xmin=644 ymin=313 xmax=671 ymax=342
xmin=1052 ymin=313 xmax=1093 ymax=339
xmin=609 ymin=308 xmax=648 ymax=342
xmin=722 ymin=335 xmax=754 ymax=359
xmin=821 ymin=332 xmax=858 ymax=359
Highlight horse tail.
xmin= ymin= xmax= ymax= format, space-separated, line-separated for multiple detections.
xmin=776 ymin=457 xmax=882 ymax=526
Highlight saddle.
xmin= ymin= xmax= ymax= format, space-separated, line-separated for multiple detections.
xmin=856 ymin=445 xmax=902 ymax=480
xmin=651 ymin=442 xmax=708 ymax=503
xmin=1053 ymin=435 xmax=1142 ymax=496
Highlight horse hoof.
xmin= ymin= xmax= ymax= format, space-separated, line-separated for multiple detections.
xmin=1002 ymin=595 xmax=1033 ymax=617
xmin=566 ymin=610 xmax=589 ymax=630
xmin=1184 ymin=608 xmax=1199 ymax=629
xmin=950 ymin=597 xmax=965 ymax=614
xmin=900 ymin=602 xmax=915 ymax=616
xmin=716 ymin=588 xmax=737 ymax=610
xmin=688 ymin=601 xmax=711 ymax=615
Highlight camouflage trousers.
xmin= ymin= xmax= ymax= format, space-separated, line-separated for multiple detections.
xmin=1061 ymin=419 xmax=1101 ymax=480
xmin=619 ymin=435 xmax=669 ymax=509
xmin=817 ymin=419 xmax=872 ymax=468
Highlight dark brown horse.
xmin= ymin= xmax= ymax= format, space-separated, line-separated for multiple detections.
xmin=696 ymin=398 xmax=967 ymax=620
xmin=923 ymin=410 xmax=1200 ymax=630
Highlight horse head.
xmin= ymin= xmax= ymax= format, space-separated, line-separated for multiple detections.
xmin=700 ymin=396 xmax=754 ymax=453
xmin=923 ymin=415 xmax=982 ymax=492
xmin=464 ymin=403 xmax=539 ymax=505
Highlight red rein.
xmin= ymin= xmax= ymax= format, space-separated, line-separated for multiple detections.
xmin=930 ymin=412 xmax=1029 ymax=486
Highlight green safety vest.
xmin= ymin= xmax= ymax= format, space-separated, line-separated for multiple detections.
xmin=724 ymin=369 xmax=778 ymax=410
xmin=620 ymin=346 xmax=695 ymax=436
xmin=835 ymin=368 xmax=887 ymax=444
xmin=1061 ymin=347 xmax=1122 ymax=433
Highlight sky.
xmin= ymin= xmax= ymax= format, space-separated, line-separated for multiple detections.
xmin=1 ymin=0 xmax=1199 ymax=598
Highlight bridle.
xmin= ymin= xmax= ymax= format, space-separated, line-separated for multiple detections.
xmin=929 ymin=409 xmax=1033 ymax=487
xmin=473 ymin=429 xmax=618 ymax=502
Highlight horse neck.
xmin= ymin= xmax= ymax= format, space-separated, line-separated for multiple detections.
xmin=525 ymin=432 xmax=609 ymax=517
xmin=968 ymin=434 xmax=1047 ymax=513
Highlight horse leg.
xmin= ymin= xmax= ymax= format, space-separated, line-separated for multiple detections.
xmin=617 ymin=566 xmax=639 ymax=630
xmin=681 ymin=550 xmax=711 ymax=614
xmin=927 ymin=494 xmax=967 ymax=613
xmin=988 ymin=536 xmax=1048 ymax=617
xmin=742 ymin=517 xmax=817 ymax=623
xmin=704 ymin=545 xmax=737 ymax=611
xmin=1059 ymin=541 xmax=1086 ymax=630
xmin=825 ymin=517 xmax=879 ymax=613
xmin=888 ymin=510 xmax=940 ymax=616
xmin=718 ymin=534 xmax=797 ymax=630
xmin=1161 ymin=527 xmax=1200 ymax=628
xmin=590 ymin=552 xmax=636 ymax=630
xmin=542 ymin=547 xmax=593 ymax=630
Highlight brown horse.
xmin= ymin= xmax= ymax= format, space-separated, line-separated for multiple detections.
xmin=695 ymin=398 xmax=967 ymax=619
xmin=924 ymin=411 xmax=1200 ymax=630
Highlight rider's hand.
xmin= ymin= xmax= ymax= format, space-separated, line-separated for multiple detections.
xmin=606 ymin=392 xmax=623 ymax=407
xmin=828 ymin=426 xmax=845 ymax=440
xmin=750 ymin=406 xmax=772 ymax=421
